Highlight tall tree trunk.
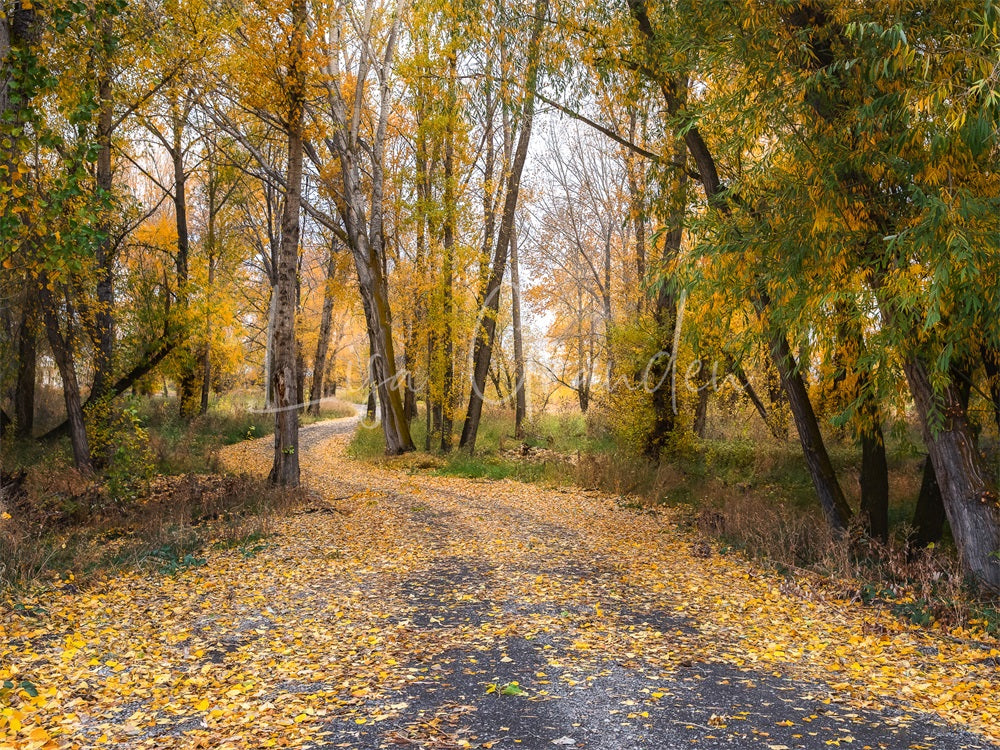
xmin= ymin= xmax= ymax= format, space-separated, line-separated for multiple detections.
xmin=643 ymin=221 xmax=683 ymax=459
xmin=309 ymin=243 xmax=338 ymax=417
xmin=92 ymin=66 xmax=115 ymax=402
xmin=642 ymin=138 xmax=687 ymax=458
xmin=39 ymin=285 xmax=92 ymax=473
xmin=14 ymin=293 xmax=36 ymax=439
xmin=901 ymin=357 xmax=1000 ymax=588
xmin=626 ymin=108 xmax=646 ymax=316
xmin=366 ymin=330 xmax=378 ymax=422
xmin=170 ymin=114 xmax=198 ymax=418
xmin=4 ymin=9 xmax=38 ymax=440
xmin=349 ymin=236 xmax=413 ymax=453
xmin=200 ymin=250 xmax=215 ymax=415
xmin=200 ymin=149 xmax=224 ymax=417
xmin=424 ymin=331 xmax=433 ymax=451
xmin=268 ymin=0 xmax=306 ymax=487
xmin=510 ymin=229 xmax=527 ymax=438
xmin=910 ymin=368 xmax=972 ymax=548
xmin=460 ymin=0 xmax=548 ymax=452
xmin=440 ymin=53 xmax=457 ymax=452
xmin=402 ymin=329 xmax=417 ymax=422
xmin=325 ymin=0 xmax=413 ymax=455
xmin=855 ymin=372 xmax=889 ymax=542
xmin=859 ymin=424 xmax=889 ymax=543
xmin=407 ymin=104 xmax=430 ymax=426
xmin=603 ymin=232 xmax=615 ymax=390
xmin=265 ymin=283 xmax=278 ymax=409
xmin=769 ymin=331 xmax=853 ymax=530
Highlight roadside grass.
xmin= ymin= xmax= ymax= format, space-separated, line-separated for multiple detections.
xmin=348 ymin=407 xmax=593 ymax=484
xmin=0 ymin=467 xmax=302 ymax=592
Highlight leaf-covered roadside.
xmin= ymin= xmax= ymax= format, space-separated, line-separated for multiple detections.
xmin=1 ymin=428 xmax=998 ymax=749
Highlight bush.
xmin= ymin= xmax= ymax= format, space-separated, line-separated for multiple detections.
xmin=85 ymin=398 xmax=155 ymax=507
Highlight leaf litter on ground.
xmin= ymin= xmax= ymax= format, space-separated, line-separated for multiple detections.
xmin=1 ymin=423 xmax=998 ymax=749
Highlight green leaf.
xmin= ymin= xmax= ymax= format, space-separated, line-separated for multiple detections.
xmin=500 ymin=681 xmax=526 ymax=696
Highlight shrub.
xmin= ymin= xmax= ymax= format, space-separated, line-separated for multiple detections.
xmin=85 ymin=398 xmax=155 ymax=507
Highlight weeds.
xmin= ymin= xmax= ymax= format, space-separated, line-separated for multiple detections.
xmin=1 ymin=469 xmax=302 ymax=591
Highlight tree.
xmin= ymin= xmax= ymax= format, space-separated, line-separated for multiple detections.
xmin=267 ymin=0 xmax=308 ymax=486
xmin=317 ymin=0 xmax=414 ymax=455
xmin=460 ymin=0 xmax=549 ymax=452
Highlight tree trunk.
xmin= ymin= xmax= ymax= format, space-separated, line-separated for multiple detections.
xmin=730 ymin=360 xmax=780 ymax=438
xmin=366 ymin=334 xmax=377 ymax=422
xmin=349 ymin=238 xmax=413 ymax=453
xmin=769 ymin=331 xmax=852 ymax=530
xmin=901 ymin=357 xmax=1000 ymax=588
xmin=39 ymin=285 xmax=92 ymax=473
xmin=265 ymin=283 xmax=278 ymax=409
xmin=440 ymin=52 xmax=457 ymax=452
xmin=170 ymin=117 xmax=198 ymax=418
xmin=910 ymin=368 xmax=971 ymax=548
xmin=200 ymin=251 xmax=215 ymax=415
xmin=643 ymin=224 xmax=682 ymax=459
xmin=403 ymin=336 xmax=417 ymax=422
xmin=912 ymin=457 xmax=946 ymax=548
xmin=14 ymin=294 xmax=36 ymax=439
xmin=859 ymin=425 xmax=889 ymax=543
xmin=626 ymin=109 xmax=647 ymax=316
xmin=3 ymin=10 xmax=38 ymax=439
xmin=200 ymin=162 xmax=221 ymax=417
xmin=510 ymin=228 xmax=527 ymax=438
xmin=326 ymin=0 xmax=413 ymax=455
xmin=92 ymin=67 xmax=115 ymax=402
xmin=309 ymin=243 xmax=338 ymax=417
xmin=460 ymin=0 xmax=548 ymax=452
xmin=407 ymin=105 xmax=430 ymax=426
xmin=268 ymin=0 xmax=306 ymax=487
xmin=602 ymin=232 xmax=615 ymax=390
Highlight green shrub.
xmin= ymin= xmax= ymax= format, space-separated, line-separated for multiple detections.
xmin=85 ymin=398 xmax=155 ymax=507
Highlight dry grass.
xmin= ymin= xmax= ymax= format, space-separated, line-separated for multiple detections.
xmin=0 ymin=463 xmax=303 ymax=591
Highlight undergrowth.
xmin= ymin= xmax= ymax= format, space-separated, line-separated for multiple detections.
xmin=0 ymin=466 xmax=302 ymax=592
